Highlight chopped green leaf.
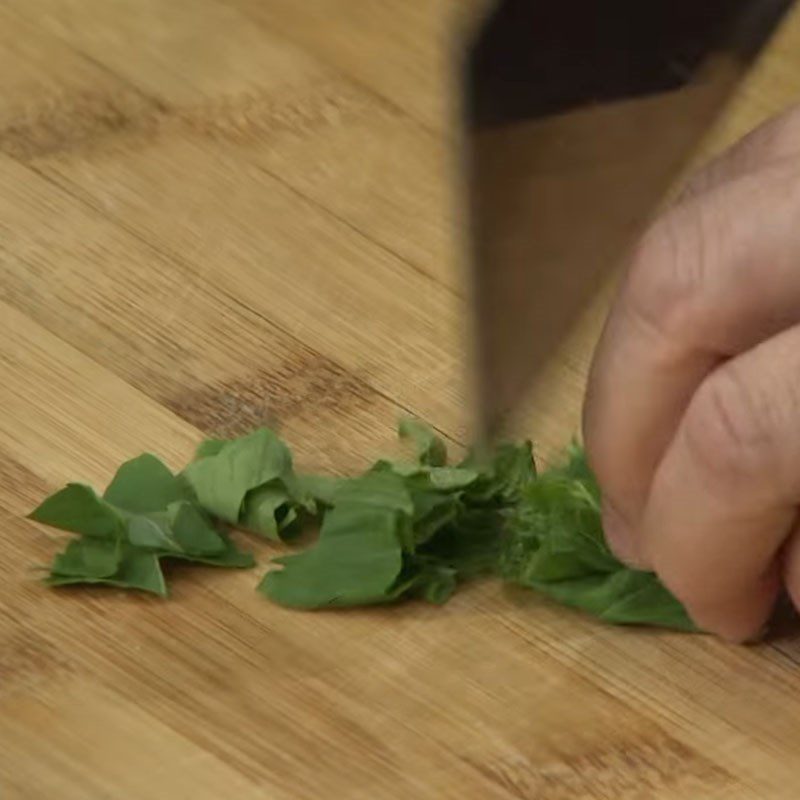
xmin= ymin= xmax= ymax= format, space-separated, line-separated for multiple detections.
xmin=163 ymin=534 xmax=255 ymax=569
xmin=240 ymin=483 xmax=295 ymax=541
xmin=260 ymin=506 xmax=404 ymax=608
xmin=460 ymin=440 xmax=537 ymax=505
xmin=398 ymin=418 xmax=448 ymax=467
xmin=183 ymin=428 xmax=296 ymax=524
xmin=193 ymin=438 xmax=228 ymax=460
xmin=295 ymin=474 xmax=342 ymax=508
xmin=168 ymin=502 xmax=227 ymax=556
xmin=391 ymin=561 xmax=458 ymax=604
xmin=127 ymin=514 xmax=180 ymax=552
xmin=104 ymin=453 xmax=189 ymax=513
xmin=50 ymin=538 xmax=121 ymax=579
xmin=29 ymin=484 xmax=124 ymax=539
xmin=503 ymin=447 xmax=697 ymax=631
xmin=48 ymin=548 xmax=167 ymax=597
xmin=426 ymin=467 xmax=480 ymax=491
xmin=410 ymin=490 xmax=461 ymax=544
xmin=332 ymin=471 xmax=414 ymax=515
xmin=31 ymin=422 xmax=696 ymax=632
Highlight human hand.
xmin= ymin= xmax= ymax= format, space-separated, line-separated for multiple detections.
xmin=583 ymin=106 xmax=800 ymax=641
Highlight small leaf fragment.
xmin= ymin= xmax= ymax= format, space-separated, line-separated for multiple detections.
xmin=240 ymin=483 xmax=294 ymax=541
xmin=398 ymin=418 xmax=448 ymax=466
xmin=295 ymin=474 xmax=341 ymax=508
xmin=193 ymin=438 xmax=228 ymax=460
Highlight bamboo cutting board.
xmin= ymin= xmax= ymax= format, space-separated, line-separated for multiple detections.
xmin=3 ymin=2 xmax=800 ymax=798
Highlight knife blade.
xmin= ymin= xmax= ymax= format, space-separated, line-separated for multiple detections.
xmin=461 ymin=0 xmax=794 ymax=442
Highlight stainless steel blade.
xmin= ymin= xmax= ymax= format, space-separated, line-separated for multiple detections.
xmin=462 ymin=0 xmax=794 ymax=442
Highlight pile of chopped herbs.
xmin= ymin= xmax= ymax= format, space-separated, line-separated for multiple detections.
xmin=28 ymin=421 xmax=697 ymax=632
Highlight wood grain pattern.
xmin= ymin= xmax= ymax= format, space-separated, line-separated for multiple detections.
xmin=2 ymin=2 xmax=800 ymax=797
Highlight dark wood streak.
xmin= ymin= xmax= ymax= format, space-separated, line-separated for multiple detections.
xmin=461 ymin=735 xmax=733 ymax=799
xmin=0 ymin=78 xmax=397 ymax=162
xmin=0 ymin=89 xmax=165 ymax=161
xmin=164 ymin=350 xmax=378 ymax=438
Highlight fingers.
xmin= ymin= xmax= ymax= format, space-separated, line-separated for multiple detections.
xmin=584 ymin=154 xmax=800 ymax=566
xmin=678 ymin=104 xmax=800 ymax=202
xmin=782 ymin=525 xmax=800 ymax=616
xmin=641 ymin=324 xmax=800 ymax=641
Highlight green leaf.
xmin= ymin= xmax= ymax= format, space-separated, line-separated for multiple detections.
xmin=390 ymin=561 xmax=458 ymax=604
xmin=50 ymin=538 xmax=121 ymax=578
xmin=259 ymin=506 xmax=404 ymax=608
xmin=491 ymin=441 xmax=537 ymax=497
xmin=520 ymin=571 xmax=696 ymax=631
xmin=426 ymin=467 xmax=479 ymax=491
xmin=48 ymin=548 xmax=167 ymax=597
xmin=421 ymin=508 xmax=507 ymax=578
xmin=295 ymin=474 xmax=342 ymax=508
xmin=460 ymin=440 xmax=536 ymax=505
xmin=194 ymin=438 xmax=227 ymax=460
xmin=116 ymin=551 xmax=168 ymax=595
xmin=410 ymin=490 xmax=461 ymax=544
xmin=168 ymin=502 xmax=227 ymax=556
xmin=398 ymin=418 xmax=448 ymax=467
xmin=504 ymin=446 xmax=698 ymax=632
xmin=240 ymin=483 xmax=294 ymax=541
xmin=332 ymin=471 xmax=414 ymax=515
xmin=30 ymin=484 xmax=124 ymax=539
xmin=127 ymin=514 xmax=180 ymax=551
xmin=103 ymin=453 xmax=189 ymax=513
xmin=162 ymin=534 xmax=255 ymax=569
xmin=183 ymin=428 xmax=294 ymax=523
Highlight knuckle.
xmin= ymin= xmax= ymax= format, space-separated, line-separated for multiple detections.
xmin=682 ymin=365 xmax=773 ymax=486
xmin=751 ymin=105 xmax=800 ymax=162
xmin=624 ymin=210 xmax=706 ymax=346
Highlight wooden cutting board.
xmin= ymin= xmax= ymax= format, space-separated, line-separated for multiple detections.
xmin=2 ymin=2 xmax=800 ymax=798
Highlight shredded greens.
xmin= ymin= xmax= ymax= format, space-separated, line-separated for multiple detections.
xmin=30 ymin=453 xmax=254 ymax=596
xmin=28 ymin=422 xmax=697 ymax=631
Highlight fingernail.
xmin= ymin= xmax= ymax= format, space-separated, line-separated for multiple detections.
xmin=602 ymin=501 xmax=647 ymax=569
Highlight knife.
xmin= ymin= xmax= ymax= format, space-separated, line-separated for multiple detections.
xmin=462 ymin=0 xmax=795 ymax=442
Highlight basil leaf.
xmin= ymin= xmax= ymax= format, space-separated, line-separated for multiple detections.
xmin=460 ymin=441 xmax=537 ymax=505
xmin=398 ymin=418 xmax=448 ymax=467
xmin=50 ymin=538 xmax=121 ymax=579
xmin=167 ymin=502 xmax=227 ymax=556
xmin=504 ymin=447 xmax=698 ymax=631
xmin=127 ymin=514 xmax=180 ymax=551
xmin=193 ymin=438 xmax=227 ymax=460
xmin=162 ymin=534 xmax=255 ymax=569
xmin=29 ymin=484 xmax=124 ymax=539
xmin=104 ymin=453 xmax=189 ymax=513
xmin=331 ymin=471 xmax=413 ymax=515
xmin=183 ymin=428 xmax=295 ymax=523
xmin=295 ymin=474 xmax=341 ymax=508
xmin=48 ymin=548 xmax=167 ymax=597
xmin=240 ymin=483 xmax=295 ymax=541
xmin=260 ymin=506 xmax=404 ymax=608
